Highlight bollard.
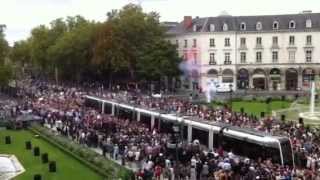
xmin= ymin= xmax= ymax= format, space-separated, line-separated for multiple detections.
xmin=34 ymin=147 xmax=40 ymax=156
xmin=49 ymin=161 xmax=56 ymax=172
xmin=34 ymin=174 xmax=42 ymax=180
xmin=41 ymin=153 xmax=48 ymax=163
xmin=26 ymin=141 xmax=32 ymax=150
xmin=299 ymin=117 xmax=304 ymax=125
xmin=5 ymin=136 xmax=11 ymax=144
xmin=240 ymin=107 xmax=244 ymax=114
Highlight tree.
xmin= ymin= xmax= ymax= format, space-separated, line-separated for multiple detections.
xmin=0 ymin=25 xmax=12 ymax=86
xmin=29 ymin=25 xmax=51 ymax=74
xmin=137 ymin=39 xmax=181 ymax=81
xmin=0 ymin=25 xmax=9 ymax=64
xmin=10 ymin=40 xmax=31 ymax=67
xmin=48 ymin=18 xmax=97 ymax=82
xmin=93 ymin=4 xmax=181 ymax=87
xmin=0 ymin=65 xmax=12 ymax=86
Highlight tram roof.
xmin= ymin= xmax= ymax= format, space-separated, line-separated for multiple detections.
xmin=85 ymin=95 xmax=287 ymax=144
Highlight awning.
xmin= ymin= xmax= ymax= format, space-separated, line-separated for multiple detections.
xmin=252 ymin=74 xmax=266 ymax=78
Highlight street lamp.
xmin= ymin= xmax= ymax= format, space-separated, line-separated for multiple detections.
xmin=229 ymin=84 xmax=233 ymax=109
xmin=172 ymin=123 xmax=180 ymax=161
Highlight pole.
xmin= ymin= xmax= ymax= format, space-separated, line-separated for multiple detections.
xmin=310 ymin=81 xmax=315 ymax=114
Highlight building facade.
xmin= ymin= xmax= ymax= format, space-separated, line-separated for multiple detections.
xmin=166 ymin=12 xmax=320 ymax=92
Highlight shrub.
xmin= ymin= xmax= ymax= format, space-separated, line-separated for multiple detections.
xmin=29 ymin=125 xmax=132 ymax=179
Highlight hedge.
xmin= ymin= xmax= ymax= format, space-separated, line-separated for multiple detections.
xmin=29 ymin=125 xmax=134 ymax=179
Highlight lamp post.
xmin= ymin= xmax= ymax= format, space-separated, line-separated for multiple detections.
xmin=172 ymin=123 xmax=180 ymax=161
xmin=229 ymin=84 xmax=233 ymax=109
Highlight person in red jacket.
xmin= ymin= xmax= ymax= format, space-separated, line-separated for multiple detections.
xmin=154 ymin=165 xmax=162 ymax=180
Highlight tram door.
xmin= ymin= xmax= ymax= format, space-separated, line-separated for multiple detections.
xmin=192 ymin=128 xmax=209 ymax=147
xmin=103 ymin=103 xmax=112 ymax=114
xmin=140 ymin=113 xmax=151 ymax=129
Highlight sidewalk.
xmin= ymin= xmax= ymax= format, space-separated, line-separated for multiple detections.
xmin=44 ymin=123 xmax=140 ymax=172
xmin=90 ymin=147 xmax=140 ymax=172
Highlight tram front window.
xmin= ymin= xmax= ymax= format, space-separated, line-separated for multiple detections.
xmin=281 ymin=140 xmax=294 ymax=166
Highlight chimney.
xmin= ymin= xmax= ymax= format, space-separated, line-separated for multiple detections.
xmin=183 ymin=16 xmax=192 ymax=28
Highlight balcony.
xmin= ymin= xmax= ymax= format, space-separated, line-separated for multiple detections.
xmin=255 ymin=44 xmax=264 ymax=50
xmin=239 ymin=44 xmax=247 ymax=50
xmin=209 ymin=61 xmax=216 ymax=65
xmin=271 ymin=44 xmax=280 ymax=49
xmin=224 ymin=61 xmax=232 ymax=65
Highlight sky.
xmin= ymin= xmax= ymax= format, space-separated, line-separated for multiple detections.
xmin=1 ymin=0 xmax=320 ymax=45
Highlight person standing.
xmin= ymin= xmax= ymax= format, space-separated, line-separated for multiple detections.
xmin=113 ymin=144 xmax=119 ymax=160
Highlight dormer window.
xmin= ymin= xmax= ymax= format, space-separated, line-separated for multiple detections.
xmin=193 ymin=25 xmax=197 ymax=32
xmin=256 ymin=22 xmax=262 ymax=30
xmin=223 ymin=23 xmax=228 ymax=31
xmin=240 ymin=22 xmax=246 ymax=30
xmin=273 ymin=21 xmax=279 ymax=30
xmin=209 ymin=24 xmax=215 ymax=32
xmin=306 ymin=19 xmax=312 ymax=28
xmin=289 ymin=20 xmax=296 ymax=29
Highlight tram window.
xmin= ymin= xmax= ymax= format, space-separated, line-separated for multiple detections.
xmin=192 ymin=128 xmax=208 ymax=147
xmin=140 ymin=114 xmax=151 ymax=128
xmin=213 ymin=133 xmax=220 ymax=148
xmin=86 ymin=99 xmax=102 ymax=112
xmin=118 ymin=108 xmax=132 ymax=119
xmin=219 ymin=135 xmax=282 ymax=163
xmin=160 ymin=120 xmax=174 ymax=134
xmin=183 ymin=125 xmax=188 ymax=140
xmin=103 ymin=104 xmax=112 ymax=114
xmin=280 ymin=140 xmax=294 ymax=166
xmin=263 ymin=146 xmax=281 ymax=164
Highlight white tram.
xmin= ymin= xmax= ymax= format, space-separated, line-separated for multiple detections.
xmin=85 ymin=95 xmax=294 ymax=166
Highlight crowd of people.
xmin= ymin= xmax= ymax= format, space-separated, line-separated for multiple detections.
xmin=3 ymin=78 xmax=320 ymax=179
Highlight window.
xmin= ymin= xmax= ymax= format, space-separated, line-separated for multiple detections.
xmin=306 ymin=50 xmax=312 ymax=62
xmin=183 ymin=53 xmax=188 ymax=60
xmin=223 ymin=23 xmax=228 ymax=31
xmin=289 ymin=20 xmax=296 ymax=29
xmin=209 ymin=24 xmax=215 ymax=32
xmin=256 ymin=22 xmax=262 ymax=30
xmin=256 ymin=52 xmax=262 ymax=63
xmin=272 ymin=36 xmax=278 ymax=45
xmin=289 ymin=51 xmax=295 ymax=62
xmin=306 ymin=35 xmax=312 ymax=45
xmin=240 ymin=38 xmax=246 ymax=46
xmin=240 ymin=52 xmax=246 ymax=63
xmin=289 ymin=36 xmax=295 ymax=45
xmin=209 ymin=38 xmax=215 ymax=47
xmin=306 ymin=19 xmax=312 ymax=28
xmin=256 ymin=37 xmax=262 ymax=45
xmin=272 ymin=51 xmax=278 ymax=63
xmin=209 ymin=53 xmax=216 ymax=65
xmin=184 ymin=39 xmax=188 ymax=48
xmin=175 ymin=40 xmax=179 ymax=47
xmin=224 ymin=52 xmax=231 ymax=64
xmin=193 ymin=39 xmax=197 ymax=48
xmin=225 ymin=38 xmax=230 ymax=47
xmin=193 ymin=53 xmax=197 ymax=64
xmin=193 ymin=25 xmax=197 ymax=32
xmin=273 ymin=21 xmax=279 ymax=29
xmin=240 ymin=22 xmax=246 ymax=30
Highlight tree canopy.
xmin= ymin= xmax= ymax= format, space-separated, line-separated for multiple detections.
xmin=10 ymin=4 xmax=182 ymax=87
xmin=0 ymin=25 xmax=12 ymax=86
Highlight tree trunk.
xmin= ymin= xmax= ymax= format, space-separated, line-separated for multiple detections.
xmin=55 ymin=67 xmax=59 ymax=85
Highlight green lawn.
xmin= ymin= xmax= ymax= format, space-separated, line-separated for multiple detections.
xmin=212 ymin=100 xmax=291 ymax=117
xmin=232 ymin=100 xmax=290 ymax=117
xmin=0 ymin=130 xmax=103 ymax=180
